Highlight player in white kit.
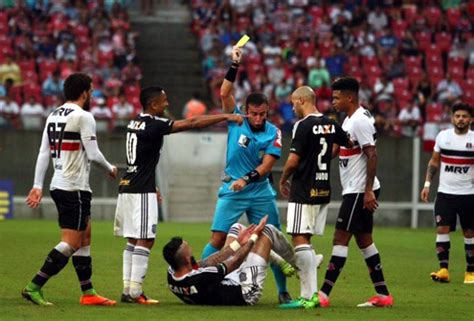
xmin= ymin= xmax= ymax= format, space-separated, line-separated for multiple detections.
xmin=421 ymin=102 xmax=474 ymax=284
xmin=22 ymin=73 xmax=118 ymax=306
xmin=318 ymin=77 xmax=393 ymax=308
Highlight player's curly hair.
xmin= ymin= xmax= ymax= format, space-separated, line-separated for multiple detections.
xmin=452 ymin=102 xmax=472 ymax=116
xmin=163 ymin=237 xmax=184 ymax=270
xmin=331 ymin=77 xmax=359 ymax=95
xmin=63 ymin=73 xmax=92 ymax=101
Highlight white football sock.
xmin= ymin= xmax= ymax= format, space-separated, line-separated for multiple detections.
xmin=295 ymin=244 xmax=317 ymax=299
xmin=123 ymin=242 xmax=135 ymax=295
xmin=130 ymin=246 xmax=150 ymax=298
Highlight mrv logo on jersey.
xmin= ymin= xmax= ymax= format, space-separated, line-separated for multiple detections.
xmin=339 ymin=159 xmax=348 ymax=168
xmin=445 ymin=166 xmax=469 ymax=174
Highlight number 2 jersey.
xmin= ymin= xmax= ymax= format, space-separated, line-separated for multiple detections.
xmin=119 ymin=113 xmax=174 ymax=194
xmin=339 ymin=106 xmax=381 ymax=195
xmin=434 ymin=128 xmax=474 ymax=195
xmin=289 ymin=113 xmax=349 ymax=204
xmin=34 ymin=102 xmax=113 ymax=192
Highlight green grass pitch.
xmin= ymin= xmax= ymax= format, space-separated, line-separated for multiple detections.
xmin=0 ymin=220 xmax=471 ymax=321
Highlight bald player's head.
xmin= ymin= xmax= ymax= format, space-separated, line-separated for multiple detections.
xmin=292 ymin=86 xmax=316 ymax=104
xmin=291 ymin=86 xmax=317 ymax=119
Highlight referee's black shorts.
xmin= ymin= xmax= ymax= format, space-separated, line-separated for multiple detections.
xmin=335 ymin=189 xmax=381 ymax=234
xmin=434 ymin=192 xmax=474 ymax=231
xmin=50 ymin=189 xmax=92 ymax=231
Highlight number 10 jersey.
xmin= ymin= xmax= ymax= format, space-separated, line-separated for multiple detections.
xmin=119 ymin=113 xmax=174 ymax=194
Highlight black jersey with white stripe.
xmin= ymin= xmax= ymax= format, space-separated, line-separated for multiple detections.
xmin=119 ymin=113 xmax=173 ymax=193
xmin=289 ymin=114 xmax=349 ymax=204
xmin=167 ymin=264 xmax=246 ymax=305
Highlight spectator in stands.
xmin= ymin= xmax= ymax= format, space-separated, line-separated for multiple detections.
xmin=0 ymin=95 xmax=20 ymax=128
xmin=121 ymin=57 xmax=142 ymax=85
xmin=398 ymin=101 xmax=422 ymax=137
xmin=21 ymin=96 xmax=44 ymax=117
xmin=268 ymin=56 xmax=286 ymax=86
xmin=399 ymin=30 xmax=418 ymax=56
xmin=112 ymin=91 xmax=134 ymax=129
xmin=90 ymin=97 xmax=112 ymax=131
xmin=0 ymin=55 xmax=22 ymax=86
xmin=374 ymin=75 xmax=394 ymax=103
xmin=56 ymin=38 xmax=77 ymax=61
xmin=436 ymin=73 xmax=463 ymax=104
xmin=277 ymin=95 xmax=294 ymax=133
xmin=359 ymin=78 xmax=373 ymax=106
xmin=387 ymin=53 xmax=406 ymax=80
xmin=368 ymin=6 xmax=388 ymax=31
xmin=374 ymin=100 xmax=397 ymax=136
xmin=308 ymin=59 xmax=330 ymax=90
xmin=325 ymin=47 xmax=347 ymax=78
xmin=182 ymin=92 xmax=207 ymax=119
xmin=20 ymin=96 xmax=44 ymax=130
xmin=35 ymin=35 xmax=56 ymax=59
xmin=377 ymin=28 xmax=398 ymax=54
xmin=414 ymin=72 xmax=434 ymax=108
xmin=42 ymin=70 xmax=64 ymax=97
xmin=274 ymin=79 xmax=293 ymax=103
xmin=43 ymin=94 xmax=62 ymax=117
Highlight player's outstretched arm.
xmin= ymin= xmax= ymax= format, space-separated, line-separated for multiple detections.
xmin=420 ymin=151 xmax=440 ymax=202
xmin=220 ymin=46 xmax=242 ymax=113
xmin=171 ymin=114 xmax=244 ymax=133
xmin=362 ymin=145 xmax=379 ymax=211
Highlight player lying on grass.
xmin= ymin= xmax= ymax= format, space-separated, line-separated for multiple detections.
xmin=163 ymin=216 xmax=297 ymax=306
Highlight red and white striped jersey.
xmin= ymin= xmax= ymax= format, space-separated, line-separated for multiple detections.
xmin=434 ymin=128 xmax=474 ymax=195
xmin=339 ymin=107 xmax=381 ymax=195
xmin=42 ymin=103 xmax=96 ymax=192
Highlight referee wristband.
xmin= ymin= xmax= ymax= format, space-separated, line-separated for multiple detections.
xmin=249 ymin=234 xmax=258 ymax=243
xmin=224 ymin=62 xmax=239 ymax=82
xmin=242 ymin=170 xmax=260 ymax=184
xmin=229 ymin=240 xmax=241 ymax=252
xmin=424 ymin=181 xmax=431 ymax=188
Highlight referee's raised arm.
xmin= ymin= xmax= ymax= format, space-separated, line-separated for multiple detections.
xmin=220 ymin=45 xmax=242 ymax=113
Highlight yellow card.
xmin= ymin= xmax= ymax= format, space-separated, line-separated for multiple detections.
xmin=236 ymin=34 xmax=250 ymax=47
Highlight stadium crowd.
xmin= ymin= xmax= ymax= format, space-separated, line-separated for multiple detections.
xmin=0 ymin=0 xmax=141 ymax=131
xmin=191 ymin=0 xmax=474 ymax=136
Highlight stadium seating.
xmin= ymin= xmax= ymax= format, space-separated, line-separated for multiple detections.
xmin=0 ymin=2 xmax=139 ymax=130
xmin=191 ymin=2 xmax=473 ymax=136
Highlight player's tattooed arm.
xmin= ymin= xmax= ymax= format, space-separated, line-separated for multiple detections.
xmin=426 ymin=152 xmax=440 ymax=182
xmin=421 ymin=151 xmax=440 ymax=202
xmin=198 ymin=246 xmax=237 ymax=268
xmin=222 ymin=241 xmax=255 ymax=273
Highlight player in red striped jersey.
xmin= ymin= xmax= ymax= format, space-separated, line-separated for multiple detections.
xmin=318 ymin=77 xmax=393 ymax=308
xmin=421 ymin=102 xmax=474 ymax=284
xmin=22 ymin=73 xmax=118 ymax=306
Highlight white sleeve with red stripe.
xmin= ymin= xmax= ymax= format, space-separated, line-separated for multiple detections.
xmin=433 ymin=131 xmax=442 ymax=153
xmin=80 ymin=112 xmax=114 ymax=173
xmin=33 ymin=126 xmax=51 ymax=189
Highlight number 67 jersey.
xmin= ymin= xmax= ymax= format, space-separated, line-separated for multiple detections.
xmin=119 ymin=113 xmax=174 ymax=194
xmin=289 ymin=113 xmax=349 ymax=204
xmin=43 ymin=103 xmax=98 ymax=192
